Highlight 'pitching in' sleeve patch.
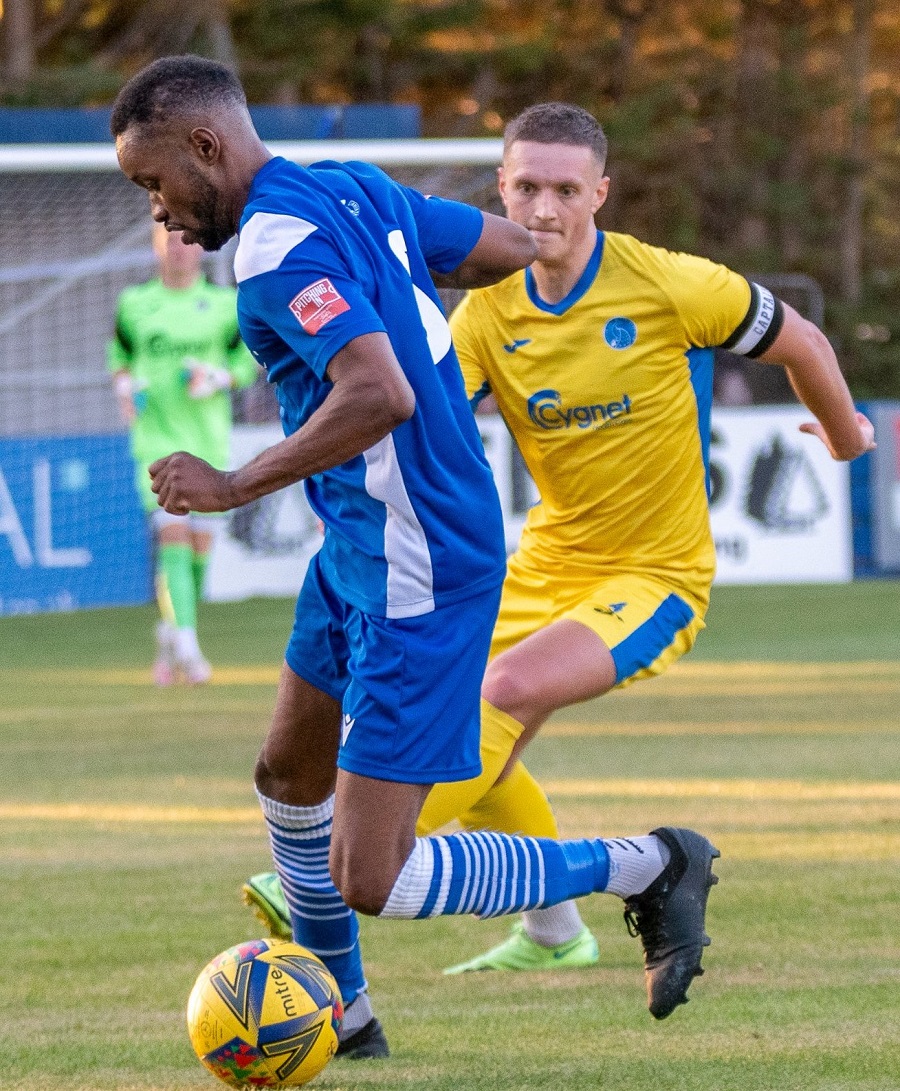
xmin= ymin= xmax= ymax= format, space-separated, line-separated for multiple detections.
xmin=721 ymin=282 xmax=785 ymax=358
xmin=289 ymin=277 xmax=351 ymax=335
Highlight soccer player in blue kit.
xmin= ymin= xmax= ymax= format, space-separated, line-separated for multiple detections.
xmin=112 ymin=56 xmax=721 ymax=1059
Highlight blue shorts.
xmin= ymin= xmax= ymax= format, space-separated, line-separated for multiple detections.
xmin=285 ymin=553 xmax=502 ymax=785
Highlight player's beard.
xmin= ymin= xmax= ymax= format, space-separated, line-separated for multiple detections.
xmin=185 ymin=166 xmax=235 ymax=252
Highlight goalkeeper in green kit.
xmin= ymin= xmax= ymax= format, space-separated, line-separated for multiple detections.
xmin=108 ymin=221 xmax=259 ymax=684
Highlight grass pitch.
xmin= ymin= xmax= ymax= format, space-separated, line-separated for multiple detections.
xmin=2 ymin=582 xmax=899 ymax=1090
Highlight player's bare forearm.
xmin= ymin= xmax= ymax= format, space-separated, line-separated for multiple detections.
xmin=150 ymin=390 xmax=408 ymax=514
xmin=433 ymin=212 xmax=536 ymax=289
xmin=758 ymin=305 xmax=875 ymax=461
xmin=112 ymin=369 xmax=137 ymax=425
xmin=230 ymin=385 xmax=410 ymax=504
xmin=150 ymin=333 xmax=415 ymax=515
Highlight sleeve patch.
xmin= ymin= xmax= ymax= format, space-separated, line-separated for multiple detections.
xmin=289 ymin=277 xmax=351 ymax=334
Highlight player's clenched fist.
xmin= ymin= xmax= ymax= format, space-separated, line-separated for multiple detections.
xmin=149 ymin=451 xmax=237 ymax=514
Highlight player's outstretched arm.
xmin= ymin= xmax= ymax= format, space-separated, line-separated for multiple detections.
xmin=756 ymin=303 xmax=875 ymax=461
xmin=149 ymin=332 xmax=414 ymax=514
xmin=433 ymin=212 xmax=536 ymax=290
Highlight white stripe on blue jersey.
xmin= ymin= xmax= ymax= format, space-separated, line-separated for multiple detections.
xmin=362 ymin=434 xmax=434 ymax=618
xmin=234 ymin=211 xmax=318 ymax=283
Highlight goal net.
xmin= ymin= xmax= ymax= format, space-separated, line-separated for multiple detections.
xmin=0 ymin=140 xmax=530 ymax=615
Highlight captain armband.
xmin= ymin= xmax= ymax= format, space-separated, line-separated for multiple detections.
xmin=720 ymin=283 xmax=785 ymax=359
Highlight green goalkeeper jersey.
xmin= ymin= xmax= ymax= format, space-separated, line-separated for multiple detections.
xmin=107 ymin=276 xmax=258 ymax=511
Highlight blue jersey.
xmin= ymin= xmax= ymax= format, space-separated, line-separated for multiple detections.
xmin=233 ymin=157 xmax=506 ymax=618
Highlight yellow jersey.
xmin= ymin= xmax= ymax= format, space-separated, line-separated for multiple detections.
xmin=450 ymin=230 xmax=755 ymax=606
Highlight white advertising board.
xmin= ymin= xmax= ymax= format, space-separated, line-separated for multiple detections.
xmin=484 ymin=406 xmax=853 ymax=585
xmin=868 ymin=402 xmax=900 ymax=571
xmin=205 ymin=407 xmax=853 ymax=603
xmin=205 ymin=424 xmax=321 ymax=602
xmin=706 ymin=407 xmax=852 ymax=583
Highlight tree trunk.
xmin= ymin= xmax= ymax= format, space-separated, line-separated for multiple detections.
xmin=605 ymin=0 xmax=655 ymax=103
xmin=206 ymin=5 xmax=238 ymax=71
xmin=840 ymin=0 xmax=872 ymax=305
xmin=732 ymin=0 xmax=776 ymax=254
xmin=2 ymin=0 xmax=35 ymax=82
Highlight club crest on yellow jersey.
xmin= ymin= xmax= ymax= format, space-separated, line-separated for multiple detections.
xmin=604 ymin=317 xmax=638 ymax=349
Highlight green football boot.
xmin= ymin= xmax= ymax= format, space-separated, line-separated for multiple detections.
xmin=443 ymin=921 xmax=599 ymax=975
xmin=241 ymin=872 xmax=292 ymax=941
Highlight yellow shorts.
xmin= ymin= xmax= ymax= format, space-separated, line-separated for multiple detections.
xmin=489 ymin=555 xmax=707 ymax=688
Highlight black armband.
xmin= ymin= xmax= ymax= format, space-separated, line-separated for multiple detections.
xmin=721 ymin=282 xmax=785 ymax=358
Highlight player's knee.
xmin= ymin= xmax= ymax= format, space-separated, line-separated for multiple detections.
xmin=255 ymin=741 xmax=293 ymax=777
xmin=330 ymin=834 xmax=408 ymax=916
xmin=253 ymin=750 xmax=332 ymax=808
xmin=335 ymin=877 xmax=390 ymax=917
xmin=329 ymin=852 xmax=396 ymax=916
xmin=482 ymin=656 xmax=541 ymax=718
xmin=254 ymin=750 xmax=289 ymax=798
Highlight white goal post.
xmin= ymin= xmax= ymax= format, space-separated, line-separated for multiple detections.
xmin=0 ymin=138 xmax=504 ymax=172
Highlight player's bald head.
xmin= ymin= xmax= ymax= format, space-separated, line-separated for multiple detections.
xmin=110 ymin=55 xmax=249 ymax=139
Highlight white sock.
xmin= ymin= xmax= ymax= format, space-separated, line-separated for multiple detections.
xmin=340 ymin=991 xmax=373 ymax=1040
xmin=175 ymin=626 xmax=201 ymax=661
xmin=602 ymin=836 xmax=671 ymax=898
xmin=522 ymin=900 xmax=585 ymax=947
xmin=380 ymin=839 xmax=434 ymax=918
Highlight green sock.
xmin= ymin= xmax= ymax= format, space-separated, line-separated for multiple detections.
xmin=158 ymin=543 xmax=197 ymax=630
xmin=192 ymin=550 xmax=210 ymax=603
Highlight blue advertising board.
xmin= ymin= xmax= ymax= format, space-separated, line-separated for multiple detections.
xmin=0 ymin=435 xmax=151 ymax=615
xmin=0 ymin=105 xmax=421 ymax=144
xmin=851 ymin=401 xmax=900 ymax=576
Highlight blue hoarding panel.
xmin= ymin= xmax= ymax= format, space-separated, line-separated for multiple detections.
xmin=0 ymin=106 xmax=113 ymax=143
xmin=0 ymin=105 xmax=421 ymax=144
xmin=850 ymin=402 xmax=874 ymax=575
xmin=0 ymin=435 xmax=151 ymax=615
xmin=250 ymin=104 xmax=421 ymax=140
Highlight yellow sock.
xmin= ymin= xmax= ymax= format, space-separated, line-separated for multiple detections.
xmin=155 ymin=570 xmax=176 ymax=626
xmin=460 ymin=760 xmax=560 ymax=838
xmin=416 ymin=699 xmax=523 ymax=836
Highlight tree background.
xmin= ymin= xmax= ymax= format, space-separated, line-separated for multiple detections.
xmin=1 ymin=0 xmax=897 ymax=394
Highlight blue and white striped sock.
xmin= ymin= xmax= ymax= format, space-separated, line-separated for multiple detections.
xmin=257 ymin=790 xmax=367 ymax=1006
xmin=379 ymin=831 xmax=610 ymax=919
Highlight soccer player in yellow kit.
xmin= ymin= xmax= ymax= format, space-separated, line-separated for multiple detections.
xmin=243 ymin=102 xmax=874 ymax=987
xmin=434 ymin=101 xmax=875 ymax=972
